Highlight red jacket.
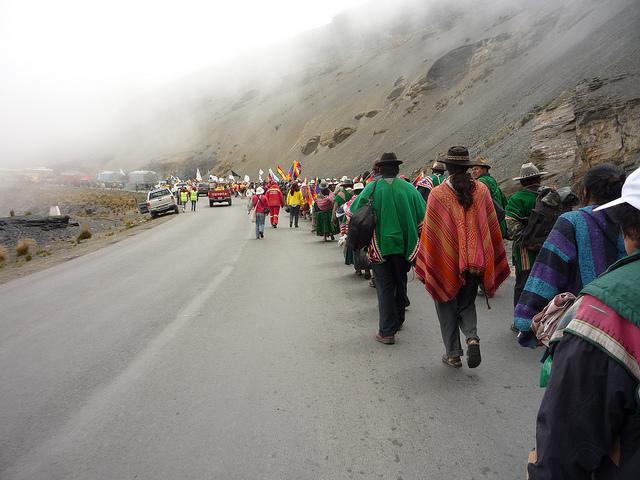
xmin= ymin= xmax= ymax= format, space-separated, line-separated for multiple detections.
xmin=265 ymin=186 xmax=284 ymax=207
xmin=252 ymin=194 xmax=270 ymax=212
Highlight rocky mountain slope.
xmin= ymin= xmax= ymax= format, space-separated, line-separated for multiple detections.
xmin=100 ymin=0 xmax=640 ymax=185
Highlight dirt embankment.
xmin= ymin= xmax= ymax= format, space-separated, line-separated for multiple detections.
xmin=0 ymin=185 xmax=172 ymax=284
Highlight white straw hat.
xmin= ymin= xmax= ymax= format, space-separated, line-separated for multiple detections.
xmin=513 ymin=162 xmax=547 ymax=181
xmin=256 ymin=187 xmax=264 ymax=194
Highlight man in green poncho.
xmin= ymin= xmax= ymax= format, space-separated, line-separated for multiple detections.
xmin=350 ymin=152 xmax=426 ymax=345
xmin=471 ymin=156 xmax=508 ymax=237
xmin=505 ymin=163 xmax=547 ymax=316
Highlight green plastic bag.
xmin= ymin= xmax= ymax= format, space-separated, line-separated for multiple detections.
xmin=539 ymin=355 xmax=553 ymax=388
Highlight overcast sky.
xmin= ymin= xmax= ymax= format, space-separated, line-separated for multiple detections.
xmin=0 ymin=0 xmax=365 ymax=167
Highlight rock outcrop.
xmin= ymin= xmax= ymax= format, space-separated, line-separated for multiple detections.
xmin=301 ymin=136 xmax=321 ymax=155
xmin=320 ymin=127 xmax=356 ymax=148
xmin=530 ymin=75 xmax=640 ymax=185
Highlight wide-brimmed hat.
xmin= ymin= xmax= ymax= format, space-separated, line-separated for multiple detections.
xmin=376 ymin=152 xmax=403 ymax=166
xmin=595 ymin=166 xmax=640 ymax=212
xmin=341 ymin=176 xmax=354 ymax=186
xmin=472 ymin=156 xmax=491 ymax=169
xmin=319 ymin=181 xmax=329 ymax=189
xmin=353 ymin=182 xmax=365 ymax=191
xmin=256 ymin=187 xmax=264 ymax=194
xmin=431 ymin=160 xmax=446 ymax=172
xmin=440 ymin=146 xmax=474 ymax=167
xmin=513 ymin=162 xmax=547 ymax=181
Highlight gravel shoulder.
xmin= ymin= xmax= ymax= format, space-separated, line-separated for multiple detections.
xmin=0 ymin=185 xmax=174 ymax=284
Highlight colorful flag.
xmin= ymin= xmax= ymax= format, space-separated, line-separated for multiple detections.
xmin=277 ymin=164 xmax=287 ymax=180
xmin=413 ymin=170 xmax=424 ymax=186
xmin=292 ymin=160 xmax=301 ymax=179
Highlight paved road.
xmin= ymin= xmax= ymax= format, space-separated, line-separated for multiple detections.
xmin=0 ymin=201 xmax=544 ymax=479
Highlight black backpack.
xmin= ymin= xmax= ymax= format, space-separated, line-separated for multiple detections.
xmin=521 ymin=187 xmax=578 ymax=251
xmin=346 ymin=181 xmax=379 ymax=251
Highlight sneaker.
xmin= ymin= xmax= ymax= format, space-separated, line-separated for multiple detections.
xmin=260 ymin=232 xmax=264 ymax=238
xmin=375 ymin=333 xmax=395 ymax=345
xmin=369 ymin=278 xmax=376 ymax=288
xmin=510 ymin=324 xmax=520 ymax=334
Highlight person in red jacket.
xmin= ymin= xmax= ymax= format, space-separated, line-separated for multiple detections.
xmin=265 ymin=182 xmax=285 ymax=228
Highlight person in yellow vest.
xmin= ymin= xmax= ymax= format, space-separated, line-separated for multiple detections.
xmin=180 ymin=189 xmax=189 ymax=212
xmin=190 ymin=187 xmax=198 ymax=212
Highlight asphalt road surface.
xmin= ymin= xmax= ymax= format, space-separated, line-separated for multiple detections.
xmin=1 ymin=201 xmax=544 ymax=479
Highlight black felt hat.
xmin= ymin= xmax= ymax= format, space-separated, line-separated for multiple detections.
xmin=376 ymin=152 xmax=403 ymax=166
xmin=440 ymin=146 xmax=473 ymax=167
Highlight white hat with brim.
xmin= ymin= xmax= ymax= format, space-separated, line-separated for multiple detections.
xmin=513 ymin=162 xmax=548 ymax=181
xmin=353 ymin=182 xmax=365 ymax=191
xmin=256 ymin=187 xmax=264 ymax=194
xmin=595 ymin=166 xmax=640 ymax=212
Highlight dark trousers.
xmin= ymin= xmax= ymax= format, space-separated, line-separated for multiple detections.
xmin=514 ymin=269 xmax=531 ymax=308
xmin=289 ymin=205 xmax=300 ymax=227
xmin=434 ymin=273 xmax=481 ymax=357
xmin=371 ymin=255 xmax=410 ymax=337
xmin=191 ymin=200 xmax=197 ymax=211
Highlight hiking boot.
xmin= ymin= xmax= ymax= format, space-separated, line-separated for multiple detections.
xmin=375 ymin=333 xmax=395 ymax=345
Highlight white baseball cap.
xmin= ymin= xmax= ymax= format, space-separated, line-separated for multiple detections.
xmin=595 ymin=166 xmax=640 ymax=212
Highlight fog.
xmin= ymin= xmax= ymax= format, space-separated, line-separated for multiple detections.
xmin=0 ymin=0 xmax=603 ymax=174
xmin=0 ymin=0 xmax=366 ymax=169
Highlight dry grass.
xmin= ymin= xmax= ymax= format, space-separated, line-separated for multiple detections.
xmin=77 ymin=224 xmax=93 ymax=243
xmin=0 ymin=244 xmax=7 ymax=263
xmin=16 ymin=238 xmax=36 ymax=256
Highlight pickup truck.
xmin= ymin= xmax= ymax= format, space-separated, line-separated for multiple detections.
xmin=208 ymin=183 xmax=232 ymax=207
xmin=146 ymin=188 xmax=179 ymax=217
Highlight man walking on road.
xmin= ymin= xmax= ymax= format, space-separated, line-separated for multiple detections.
xmin=266 ymin=182 xmax=285 ymax=228
xmin=350 ymin=152 xmax=426 ymax=345
xmin=505 ymin=163 xmax=546 ymax=319
xmin=180 ymin=189 xmax=189 ymax=213
xmin=190 ymin=188 xmax=198 ymax=212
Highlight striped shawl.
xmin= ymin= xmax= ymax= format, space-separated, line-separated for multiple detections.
xmin=415 ymin=181 xmax=510 ymax=302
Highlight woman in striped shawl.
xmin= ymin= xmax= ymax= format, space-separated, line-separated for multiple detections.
xmin=514 ymin=164 xmax=627 ymax=339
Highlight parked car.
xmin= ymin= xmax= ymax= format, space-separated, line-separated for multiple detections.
xmin=146 ymin=188 xmax=179 ymax=217
xmin=208 ymin=183 xmax=232 ymax=206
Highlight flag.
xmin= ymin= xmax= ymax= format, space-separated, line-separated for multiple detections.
xmin=269 ymin=168 xmax=280 ymax=182
xmin=243 ymin=175 xmax=250 ymax=182
xmin=277 ymin=164 xmax=287 ymax=180
xmin=258 ymin=169 xmax=264 ymax=182
xmin=288 ymin=164 xmax=294 ymax=180
xmin=196 ymin=168 xmax=202 ymax=182
xmin=230 ymin=169 xmax=241 ymax=178
xmin=293 ymin=160 xmax=301 ymax=179
xmin=413 ymin=170 xmax=424 ymax=186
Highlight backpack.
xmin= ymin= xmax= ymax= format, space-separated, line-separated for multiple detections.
xmin=521 ymin=187 xmax=578 ymax=251
xmin=346 ymin=181 xmax=379 ymax=251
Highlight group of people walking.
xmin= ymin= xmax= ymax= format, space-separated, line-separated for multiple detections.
xmin=245 ymin=147 xmax=640 ymax=478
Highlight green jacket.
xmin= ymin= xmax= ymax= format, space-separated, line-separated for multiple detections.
xmin=581 ymin=250 xmax=640 ymax=328
xmin=505 ymin=188 xmax=538 ymax=272
xmin=477 ymin=173 xmax=508 ymax=237
xmin=350 ymin=177 xmax=426 ymax=262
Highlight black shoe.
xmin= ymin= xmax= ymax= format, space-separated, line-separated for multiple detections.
xmin=467 ymin=342 xmax=481 ymax=368
xmin=260 ymin=232 xmax=264 ymax=238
